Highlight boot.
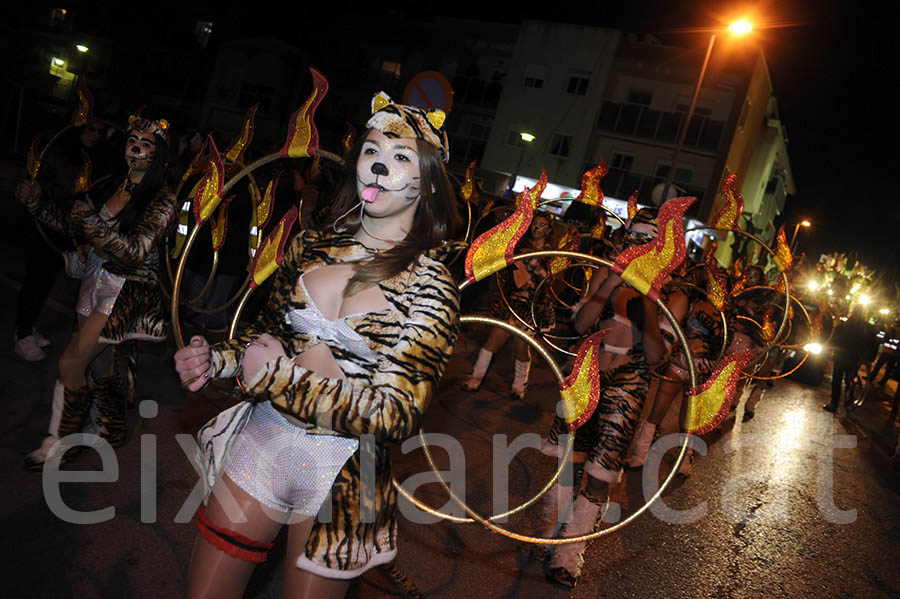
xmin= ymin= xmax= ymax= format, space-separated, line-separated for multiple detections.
xmin=94 ymin=374 xmax=127 ymax=448
xmin=546 ymin=492 xmax=603 ymax=589
xmin=463 ymin=348 xmax=493 ymax=391
xmin=625 ymin=420 xmax=657 ymax=470
xmin=531 ymin=480 xmax=575 ymax=561
xmin=510 ymin=359 xmax=531 ymax=400
xmin=24 ymin=382 xmax=90 ymax=472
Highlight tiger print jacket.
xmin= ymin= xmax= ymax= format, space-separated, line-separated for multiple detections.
xmin=20 ymin=184 xmax=175 ymax=343
xmin=208 ymin=229 xmax=461 ymax=577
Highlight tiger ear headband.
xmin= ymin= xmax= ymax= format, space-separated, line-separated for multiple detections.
xmin=127 ymin=114 xmax=170 ymax=143
xmin=365 ymin=92 xmax=449 ymax=163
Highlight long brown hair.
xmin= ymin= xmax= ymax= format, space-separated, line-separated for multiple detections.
xmin=325 ymin=130 xmax=459 ymax=296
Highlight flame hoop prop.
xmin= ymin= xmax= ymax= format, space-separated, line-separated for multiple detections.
xmin=395 ymin=250 xmax=699 ymax=544
xmin=685 ymin=226 xmax=792 ymax=357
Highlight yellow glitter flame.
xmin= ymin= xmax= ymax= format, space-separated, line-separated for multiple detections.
xmin=621 ymin=219 xmax=676 ymax=296
xmin=773 ymin=226 xmax=793 ymax=272
xmin=550 ymin=225 xmax=579 ymax=275
xmin=210 ymin=195 xmax=233 ymax=252
xmin=26 ymin=139 xmax=41 ymax=180
xmin=706 ymin=263 xmax=726 ymax=310
xmin=181 ymin=139 xmax=208 ymax=183
xmin=250 ymin=207 xmax=297 ymax=289
xmin=559 ymin=330 xmax=606 ymax=429
xmin=461 ymin=162 xmax=476 ymax=203
xmin=70 ymin=79 xmax=93 ymax=127
xmin=684 ymin=361 xmax=739 ymax=433
xmin=279 ymin=68 xmax=327 ymax=159
xmin=572 ymin=162 xmax=608 ymax=206
xmin=224 ymin=104 xmax=257 ymax=165
xmin=710 ymin=173 xmax=744 ymax=231
xmin=72 ymin=156 xmax=92 ymax=194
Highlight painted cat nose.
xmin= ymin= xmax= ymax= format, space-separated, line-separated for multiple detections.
xmin=371 ymin=162 xmax=389 ymax=176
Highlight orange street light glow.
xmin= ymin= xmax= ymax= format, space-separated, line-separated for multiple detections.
xmin=729 ymin=20 xmax=753 ymax=35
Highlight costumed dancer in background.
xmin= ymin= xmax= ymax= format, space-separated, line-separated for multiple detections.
xmin=728 ymin=264 xmax=774 ymax=420
xmin=463 ymin=211 xmax=554 ymax=399
xmin=19 ymin=116 xmax=175 ymax=470
xmin=13 ymin=118 xmax=110 ymax=361
xmin=626 ymin=263 xmax=722 ymax=477
xmin=174 ymin=93 xmax=460 ymax=599
xmin=538 ymin=208 xmax=673 ymax=588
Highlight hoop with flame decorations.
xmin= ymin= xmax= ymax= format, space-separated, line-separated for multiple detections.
xmin=613 ymin=196 xmax=695 ymax=302
xmin=463 ymin=170 xmax=546 ymax=284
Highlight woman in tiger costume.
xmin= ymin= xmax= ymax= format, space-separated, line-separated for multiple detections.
xmin=463 ymin=211 xmax=554 ymax=400
xmin=19 ymin=116 xmax=175 ymax=470
xmin=626 ymin=264 xmax=723 ymax=477
xmin=174 ymin=93 xmax=461 ymax=599
xmin=537 ymin=207 xmax=675 ymax=588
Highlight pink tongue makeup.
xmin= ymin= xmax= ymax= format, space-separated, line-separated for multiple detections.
xmin=361 ymin=186 xmax=379 ymax=203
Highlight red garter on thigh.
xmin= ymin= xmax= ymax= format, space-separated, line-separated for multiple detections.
xmin=194 ymin=505 xmax=274 ymax=563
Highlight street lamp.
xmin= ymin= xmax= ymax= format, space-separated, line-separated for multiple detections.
xmin=790 ymin=219 xmax=811 ymax=252
xmin=509 ymin=131 xmax=535 ymax=196
xmin=76 ymin=44 xmax=89 ymax=53
xmin=661 ymin=19 xmax=753 ymax=204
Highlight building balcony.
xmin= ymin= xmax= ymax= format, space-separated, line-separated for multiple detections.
xmin=596 ymin=100 xmax=725 ymax=153
xmin=602 ymin=167 xmax=706 ymax=214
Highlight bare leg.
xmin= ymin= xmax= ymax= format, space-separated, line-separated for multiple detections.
xmin=186 ymin=474 xmax=285 ymax=599
xmin=484 ymin=327 xmax=511 ymax=353
xmin=59 ymin=311 xmax=110 ymax=389
xmin=647 ymin=378 xmax=683 ymax=426
xmin=283 ymin=517 xmax=352 ymax=598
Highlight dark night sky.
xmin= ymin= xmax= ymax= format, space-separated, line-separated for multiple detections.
xmin=13 ymin=1 xmax=899 ymax=273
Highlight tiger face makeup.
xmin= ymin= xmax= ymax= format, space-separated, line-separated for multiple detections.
xmin=125 ymin=129 xmax=157 ymax=172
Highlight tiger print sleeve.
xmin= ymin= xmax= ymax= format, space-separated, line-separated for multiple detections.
xmin=71 ymin=193 xmax=176 ymax=268
xmin=246 ymin=257 xmax=461 ymax=443
xmin=18 ymin=186 xmax=70 ymax=233
xmin=208 ymin=230 xmax=310 ymax=378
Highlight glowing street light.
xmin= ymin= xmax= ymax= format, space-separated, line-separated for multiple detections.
xmin=76 ymin=44 xmax=89 ymax=53
xmin=791 ymin=219 xmax=812 ymax=251
xmin=663 ymin=19 xmax=752 ymax=204
xmin=728 ymin=19 xmax=753 ymax=35
xmin=860 ymin=295 xmax=871 ymax=305
xmin=880 ymin=308 xmax=891 ymax=315
xmin=808 ymin=280 xmax=819 ymax=291
xmin=509 ymin=131 xmax=536 ymax=194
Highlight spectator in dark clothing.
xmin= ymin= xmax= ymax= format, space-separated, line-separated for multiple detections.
xmin=824 ymin=309 xmax=877 ymax=412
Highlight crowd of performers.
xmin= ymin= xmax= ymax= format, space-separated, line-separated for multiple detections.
xmin=13 ymin=81 xmax=878 ymax=597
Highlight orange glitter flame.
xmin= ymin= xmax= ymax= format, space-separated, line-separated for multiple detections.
xmin=461 ymin=162 xmax=477 ymax=203
xmin=247 ymin=181 xmax=263 ymax=259
xmin=572 ymin=161 xmax=608 ymax=206
xmin=249 ymin=206 xmax=298 ymax=289
xmin=626 ymin=190 xmax=639 ymax=221
xmin=192 ymin=136 xmax=225 ymax=225
xmin=710 ymin=173 xmax=744 ymax=231
xmin=480 ymin=197 xmax=496 ymax=218
xmin=257 ymin=171 xmax=281 ymax=232
xmin=590 ymin=213 xmax=606 ymax=240
xmin=464 ymin=170 xmax=547 ymax=284
xmin=773 ymin=225 xmax=793 ymax=272
xmin=550 ymin=225 xmax=580 ymax=275
xmin=70 ymin=77 xmax=94 ymax=127
xmin=72 ymin=156 xmax=92 ymax=194
xmin=341 ymin=122 xmax=357 ymax=157
xmin=279 ymin=68 xmax=328 ymax=159
xmin=733 ymin=257 xmax=743 ymax=278
xmin=613 ymin=196 xmax=695 ymax=301
xmin=224 ymin=104 xmax=258 ymax=165
xmin=705 ymin=261 xmax=727 ymax=311
xmin=559 ymin=330 xmax=608 ymax=430
xmin=26 ymin=139 xmax=41 ymax=180
xmin=211 ymin=195 xmax=234 ymax=252
xmin=684 ymin=349 xmax=756 ymax=434
xmin=762 ymin=310 xmax=776 ymax=343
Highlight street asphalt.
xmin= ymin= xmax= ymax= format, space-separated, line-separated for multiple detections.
xmin=2 ymin=201 xmax=899 ymax=599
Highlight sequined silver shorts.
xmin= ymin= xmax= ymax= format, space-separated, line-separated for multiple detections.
xmin=75 ymin=253 xmax=125 ymax=317
xmin=223 ymin=402 xmax=359 ymax=516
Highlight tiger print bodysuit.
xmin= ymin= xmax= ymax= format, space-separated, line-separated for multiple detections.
xmin=208 ymin=229 xmax=461 ymax=578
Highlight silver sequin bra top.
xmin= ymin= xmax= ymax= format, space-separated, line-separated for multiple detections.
xmin=284 ymin=274 xmax=379 ymax=362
